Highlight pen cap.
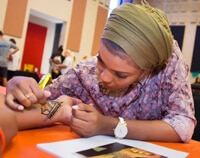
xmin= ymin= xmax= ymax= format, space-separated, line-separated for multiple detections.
xmin=39 ymin=73 xmax=52 ymax=89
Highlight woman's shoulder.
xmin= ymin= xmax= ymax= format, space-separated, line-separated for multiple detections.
xmin=154 ymin=40 xmax=189 ymax=83
xmin=75 ymin=56 xmax=97 ymax=72
xmin=168 ymin=39 xmax=189 ymax=65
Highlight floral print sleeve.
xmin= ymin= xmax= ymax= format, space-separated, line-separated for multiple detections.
xmin=44 ymin=57 xmax=98 ymax=102
xmin=159 ymin=41 xmax=196 ymax=143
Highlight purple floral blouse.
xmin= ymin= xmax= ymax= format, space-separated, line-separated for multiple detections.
xmin=45 ymin=41 xmax=196 ymax=143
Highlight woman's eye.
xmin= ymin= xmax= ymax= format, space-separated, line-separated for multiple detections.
xmin=97 ymin=55 xmax=105 ymax=67
xmin=116 ymin=74 xmax=128 ymax=79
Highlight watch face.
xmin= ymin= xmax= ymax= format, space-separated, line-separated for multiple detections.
xmin=114 ymin=124 xmax=128 ymax=139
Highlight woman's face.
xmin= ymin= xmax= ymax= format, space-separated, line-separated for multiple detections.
xmin=97 ymin=41 xmax=143 ymax=90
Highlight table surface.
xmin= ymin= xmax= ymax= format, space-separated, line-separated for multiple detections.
xmin=3 ymin=124 xmax=200 ymax=158
xmin=1 ymin=86 xmax=200 ymax=158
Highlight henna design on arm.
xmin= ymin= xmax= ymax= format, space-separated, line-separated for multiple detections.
xmin=41 ymin=100 xmax=63 ymax=120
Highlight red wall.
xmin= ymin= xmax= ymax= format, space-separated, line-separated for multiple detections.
xmin=21 ymin=22 xmax=47 ymax=73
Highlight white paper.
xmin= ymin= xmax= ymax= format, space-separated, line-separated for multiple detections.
xmin=37 ymin=135 xmax=189 ymax=158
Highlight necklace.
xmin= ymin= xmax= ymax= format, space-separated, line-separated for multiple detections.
xmin=96 ymin=69 xmax=140 ymax=97
xmin=98 ymin=82 xmax=125 ymax=97
xmin=96 ymin=69 xmax=125 ymax=97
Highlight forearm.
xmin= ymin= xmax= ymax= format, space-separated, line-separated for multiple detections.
xmin=57 ymin=64 xmax=67 ymax=69
xmin=15 ymin=105 xmax=59 ymax=130
xmin=10 ymin=47 xmax=19 ymax=55
xmin=126 ymin=120 xmax=181 ymax=142
xmin=0 ymin=94 xmax=64 ymax=131
xmin=100 ymin=116 xmax=181 ymax=142
xmin=0 ymin=124 xmax=17 ymax=149
xmin=0 ymin=107 xmax=18 ymax=147
xmin=15 ymin=100 xmax=66 ymax=130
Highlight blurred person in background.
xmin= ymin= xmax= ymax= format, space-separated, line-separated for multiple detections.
xmin=49 ymin=45 xmax=65 ymax=79
xmin=0 ymin=31 xmax=19 ymax=86
xmin=7 ymin=38 xmax=20 ymax=81
xmin=194 ymin=76 xmax=200 ymax=84
xmin=55 ymin=49 xmax=74 ymax=75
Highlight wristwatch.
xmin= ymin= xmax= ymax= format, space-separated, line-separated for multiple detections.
xmin=114 ymin=117 xmax=128 ymax=139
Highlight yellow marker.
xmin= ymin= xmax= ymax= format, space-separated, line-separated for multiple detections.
xmin=39 ymin=73 xmax=52 ymax=89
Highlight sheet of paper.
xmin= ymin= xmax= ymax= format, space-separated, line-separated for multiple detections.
xmin=37 ymin=135 xmax=189 ymax=158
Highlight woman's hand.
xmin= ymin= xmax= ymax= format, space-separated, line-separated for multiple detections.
xmin=5 ymin=76 xmax=51 ymax=111
xmin=54 ymin=95 xmax=82 ymax=125
xmin=12 ymin=94 xmax=82 ymax=131
xmin=71 ymin=103 xmax=107 ymax=137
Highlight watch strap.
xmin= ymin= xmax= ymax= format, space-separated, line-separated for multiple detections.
xmin=114 ymin=117 xmax=128 ymax=139
xmin=118 ymin=117 xmax=126 ymax=125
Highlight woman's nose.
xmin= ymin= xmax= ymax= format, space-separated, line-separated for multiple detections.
xmin=100 ymin=69 xmax=113 ymax=83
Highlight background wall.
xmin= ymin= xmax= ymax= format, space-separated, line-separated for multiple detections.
xmin=0 ymin=0 xmax=109 ymax=75
xmin=28 ymin=15 xmax=56 ymax=73
xmin=133 ymin=0 xmax=200 ymax=83
xmin=21 ymin=22 xmax=47 ymax=73
xmin=0 ymin=0 xmax=199 ymax=83
xmin=0 ymin=0 xmax=73 ymax=74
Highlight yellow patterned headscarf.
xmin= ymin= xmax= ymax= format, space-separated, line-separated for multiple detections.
xmin=102 ymin=1 xmax=173 ymax=70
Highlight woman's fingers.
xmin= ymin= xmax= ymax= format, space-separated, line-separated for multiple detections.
xmin=5 ymin=77 xmax=51 ymax=110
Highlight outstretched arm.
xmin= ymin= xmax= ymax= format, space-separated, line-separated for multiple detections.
xmin=1 ymin=94 xmax=81 ymax=131
xmin=71 ymin=103 xmax=183 ymax=143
